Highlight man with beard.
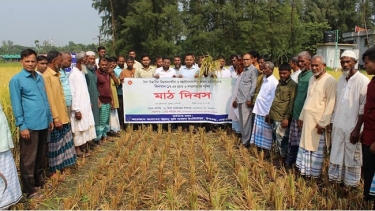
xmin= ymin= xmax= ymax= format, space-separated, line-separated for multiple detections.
xmin=328 ymin=50 xmax=369 ymax=188
xmin=114 ymin=55 xmax=125 ymax=129
xmin=296 ymin=55 xmax=336 ymax=178
xmin=173 ymin=56 xmax=182 ymax=76
xmin=136 ymin=55 xmax=155 ymax=78
xmin=267 ymin=63 xmax=297 ymax=167
xmin=85 ymin=51 xmax=101 ymax=145
xmin=43 ymin=50 xmax=76 ymax=179
xmin=68 ymin=51 xmax=97 ymax=157
xmin=284 ymin=51 xmax=314 ymax=169
xmin=154 ymin=57 xmax=177 ymax=78
xmin=127 ymin=50 xmax=143 ymax=71
xmin=95 ymin=58 xmax=113 ymax=143
xmin=232 ymin=53 xmax=258 ymax=147
xmin=60 ymin=52 xmax=72 ymax=117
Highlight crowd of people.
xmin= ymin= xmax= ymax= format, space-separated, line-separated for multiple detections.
xmin=1 ymin=45 xmax=375 ymax=209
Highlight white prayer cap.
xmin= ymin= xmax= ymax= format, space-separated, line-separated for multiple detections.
xmin=86 ymin=51 xmax=96 ymax=56
xmin=340 ymin=50 xmax=357 ymax=60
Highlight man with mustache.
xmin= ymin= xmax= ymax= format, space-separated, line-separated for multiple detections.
xmin=328 ymin=50 xmax=369 ymax=188
xmin=296 ymin=55 xmax=337 ymax=178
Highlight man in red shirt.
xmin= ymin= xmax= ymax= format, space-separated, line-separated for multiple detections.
xmin=95 ymin=58 xmax=113 ymax=144
xmin=361 ymin=46 xmax=375 ymax=208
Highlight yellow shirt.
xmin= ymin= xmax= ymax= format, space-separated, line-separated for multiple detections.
xmin=110 ymin=78 xmax=119 ymax=108
xmin=43 ymin=67 xmax=70 ymax=124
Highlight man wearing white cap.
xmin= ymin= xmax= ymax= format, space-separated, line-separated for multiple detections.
xmin=327 ymin=50 xmax=370 ymax=187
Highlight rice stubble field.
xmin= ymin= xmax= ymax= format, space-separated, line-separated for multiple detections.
xmin=1 ymin=62 xmax=373 ymax=210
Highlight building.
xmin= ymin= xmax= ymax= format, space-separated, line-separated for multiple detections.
xmin=316 ymin=43 xmax=358 ymax=70
xmin=342 ymin=29 xmax=375 ymax=68
xmin=0 ymin=54 xmax=21 ymax=62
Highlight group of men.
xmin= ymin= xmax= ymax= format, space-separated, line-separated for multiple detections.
xmin=2 ymin=45 xmax=375 ymax=208
xmin=230 ymin=49 xmax=375 ymax=208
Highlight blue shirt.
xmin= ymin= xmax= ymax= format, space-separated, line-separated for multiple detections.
xmin=9 ymin=69 xmax=52 ymax=131
xmin=59 ymin=69 xmax=72 ymax=106
xmin=114 ymin=66 xmax=123 ymax=96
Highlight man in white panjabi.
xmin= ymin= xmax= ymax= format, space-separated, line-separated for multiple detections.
xmin=69 ymin=51 xmax=97 ymax=157
xmin=296 ymin=55 xmax=337 ymax=178
xmin=328 ymin=50 xmax=369 ymax=187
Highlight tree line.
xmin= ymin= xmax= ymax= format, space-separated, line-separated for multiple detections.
xmin=92 ymin=0 xmax=375 ymax=63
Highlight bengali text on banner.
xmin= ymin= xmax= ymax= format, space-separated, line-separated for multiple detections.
xmin=122 ymin=78 xmax=233 ymax=123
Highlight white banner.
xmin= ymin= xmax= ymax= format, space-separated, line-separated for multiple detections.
xmin=122 ymin=78 xmax=233 ymax=123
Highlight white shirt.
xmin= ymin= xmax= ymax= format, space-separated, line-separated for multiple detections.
xmin=154 ymin=67 xmax=177 ymax=78
xmin=252 ymin=75 xmax=279 ymax=116
xmin=68 ymin=67 xmax=96 ymax=133
xmin=179 ymin=65 xmax=200 ymax=78
xmin=331 ymin=71 xmax=369 ymax=131
xmin=214 ymin=67 xmax=232 ymax=78
xmin=291 ymin=69 xmax=301 ymax=83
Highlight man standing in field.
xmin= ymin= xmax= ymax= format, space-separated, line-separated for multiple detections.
xmin=232 ymin=53 xmax=258 ymax=147
xmin=114 ymin=55 xmax=125 ymax=129
xmin=284 ymin=51 xmax=313 ymax=169
xmin=154 ymin=57 xmax=177 ymax=78
xmin=250 ymin=61 xmax=278 ymax=152
xmin=95 ymin=58 xmax=113 ymax=143
xmin=178 ymin=53 xmax=200 ymax=78
xmin=361 ymin=46 xmax=375 ymax=207
xmin=328 ymin=50 xmax=369 ymax=188
xmin=135 ymin=55 xmax=155 ymax=78
xmin=296 ymin=55 xmax=336 ymax=178
xmin=127 ymin=50 xmax=143 ymax=71
xmin=290 ymin=56 xmax=301 ymax=83
xmin=9 ymin=49 xmax=53 ymax=199
xmin=173 ymin=56 xmax=182 ymax=76
xmin=43 ymin=50 xmax=77 ymax=179
xmin=85 ymin=51 xmax=100 ymax=145
xmin=68 ymin=51 xmax=97 ymax=157
xmin=36 ymin=55 xmax=48 ymax=75
xmin=60 ymin=52 xmax=72 ymax=117
xmin=95 ymin=46 xmax=106 ymax=67
xmin=267 ymin=63 xmax=297 ymax=167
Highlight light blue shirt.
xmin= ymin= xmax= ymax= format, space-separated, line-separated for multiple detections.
xmin=179 ymin=65 xmax=200 ymax=78
xmin=114 ymin=66 xmax=123 ymax=95
xmin=9 ymin=69 xmax=52 ymax=131
xmin=59 ymin=69 xmax=72 ymax=106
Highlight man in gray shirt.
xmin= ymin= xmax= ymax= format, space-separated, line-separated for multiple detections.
xmin=232 ymin=53 xmax=259 ymax=147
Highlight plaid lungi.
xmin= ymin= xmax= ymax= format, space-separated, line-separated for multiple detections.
xmin=296 ymin=134 xmax=325 ymax=178
xmin=49 ymin=123 xmax=77 ymax=173
xmin=328 ymin=138 xmax=362 ymax=187
xmin=250 ymin=114 xmax=273 ymax=150
xmin=0 ymin=150 xmax=22 ymax=209
xmin=289 ymin=118 xmax=301 ymax=146
xmin=95 ymin=103 xmax=111 ymax=141
xmin=370 ymin=173 xmax=375 ymax=196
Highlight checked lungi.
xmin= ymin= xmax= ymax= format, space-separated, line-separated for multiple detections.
xmin=285 ymin=118 xmax=301 ymax=165
xmin=296 ymin=133 xmax=325 ymax=178
xmin=95 ymin=103 xmax=111 ymax=141
xmin=0 ymin=150 xmax=22 ymax=209
xmin=48 ymin=123 xmax=77 ymax=173
xmin=250 ymin=114 xmax=273 ymax=150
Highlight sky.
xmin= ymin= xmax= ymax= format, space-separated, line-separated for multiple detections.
xmin=0 ymin=0 xmax=103 ymax=47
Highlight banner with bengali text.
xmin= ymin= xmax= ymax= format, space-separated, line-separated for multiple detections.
xmin=123 ymin=78 xmax=233 ymax=123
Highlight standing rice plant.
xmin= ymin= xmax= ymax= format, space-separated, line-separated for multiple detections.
xmin=189 ymin=185 xmax=199 ymax=210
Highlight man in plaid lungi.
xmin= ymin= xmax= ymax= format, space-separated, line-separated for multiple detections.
xmin=328 ymin=50 xmax=369 ymax=188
